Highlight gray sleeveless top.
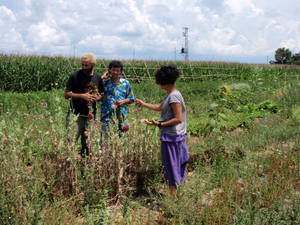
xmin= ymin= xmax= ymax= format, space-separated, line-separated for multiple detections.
xmin=160 ymin=90 xmax=186 ymax=136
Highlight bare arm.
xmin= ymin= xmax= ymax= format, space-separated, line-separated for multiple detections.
xmin=64 ymin=90 xmax=102 ymax=102
xmin=116 ymin=98 xmax=134 ymax=106
xmin=159 ymin=103 xmax=182 ymax=127
xmin=101 ymin=71 xmax=109 ymax=79
xmin=135 ymin=99 xmax=163 ymax=111
xmin=147 ymin=102 xmax=183 ymax=127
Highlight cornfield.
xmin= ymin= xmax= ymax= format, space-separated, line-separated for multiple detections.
xmin=1 ymin=53 xmax=300 ymax=92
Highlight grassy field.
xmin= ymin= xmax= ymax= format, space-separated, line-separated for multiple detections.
xmin=1 ymin=56 xmax=300 ymax=224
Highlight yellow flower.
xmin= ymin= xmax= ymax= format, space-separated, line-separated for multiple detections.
xmin=220 ymin=85 xmax=230 ymax=96
xmin=225 ymin=85 xmax=230 ymax=94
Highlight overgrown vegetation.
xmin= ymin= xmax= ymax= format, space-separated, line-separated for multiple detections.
xmin=1 ymin=55 xmax=300 ymax=224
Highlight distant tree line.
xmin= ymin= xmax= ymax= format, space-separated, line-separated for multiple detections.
xmin=270 ymin=47 xmax=300 ymax=65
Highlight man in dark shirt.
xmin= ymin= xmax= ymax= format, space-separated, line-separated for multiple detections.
xmin=65 ymin=53 xmax=104 ymax=157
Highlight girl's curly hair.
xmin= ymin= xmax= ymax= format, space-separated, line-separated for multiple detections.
xmin=155 ymin=65 xmax=180 ymax=85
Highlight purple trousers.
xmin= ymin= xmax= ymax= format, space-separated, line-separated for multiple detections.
xmin=160 ymin=133 xmax=189 ymax=187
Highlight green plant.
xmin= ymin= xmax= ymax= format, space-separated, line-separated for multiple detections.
xmin=1 ymin=64 xmax=300 ymax=224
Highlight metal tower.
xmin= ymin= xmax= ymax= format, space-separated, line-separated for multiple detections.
xmin=182 ymin=27 xmax=189 ymax=61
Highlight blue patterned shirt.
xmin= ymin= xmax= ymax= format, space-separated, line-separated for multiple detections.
xmin=100 ymin=78 xmax=135 ymax=120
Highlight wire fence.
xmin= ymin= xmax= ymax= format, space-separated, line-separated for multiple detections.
xmin=68 ymin=58 xmax=300 ymax=82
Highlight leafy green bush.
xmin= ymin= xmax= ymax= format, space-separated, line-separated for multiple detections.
xmin=292 ymin=106 xmax=300 ymax=124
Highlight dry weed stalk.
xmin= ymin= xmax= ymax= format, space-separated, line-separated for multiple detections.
xmin=40 ymin=133 xmax=160 ymax=204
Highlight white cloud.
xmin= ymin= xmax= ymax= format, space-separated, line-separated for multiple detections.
xmin=0 ymin=6 xmax=16 ymax=22
xmin=0 ymin=0 xmax=300 ymax=62
xmin=0 ymin=6 xmax=26 ymax=52
xmin=25 ymin=22 xmax=70 ymax=55
xmin=193 ymin=28 xmax=243 ymax=55
xmin=280 ymin=38 xmax=300 ymax=53
xmin=224 ymin=0 xmax=263 ymax=16
xmin=78 ymin=34 xmax=131 ymax=53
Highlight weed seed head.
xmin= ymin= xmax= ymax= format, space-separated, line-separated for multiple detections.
xmin=88 ymin=113 xmax=93 ymax=120
xmin=123 ymin=124 xmax=130 ymax=132
xmin=40 ymin=102 xmax=47 ymax=108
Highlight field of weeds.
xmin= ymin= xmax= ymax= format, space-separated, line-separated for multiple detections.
xmin=1 ymin=58 xmax=300 ymax=224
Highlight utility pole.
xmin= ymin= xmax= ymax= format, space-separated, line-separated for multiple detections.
xmin=73 ymin=44 xmax=76 ymax=58
xmin=182 ymin=27 xmax=189 ymax=61
xmin=133 ymin=48 xmax=135 ymax=60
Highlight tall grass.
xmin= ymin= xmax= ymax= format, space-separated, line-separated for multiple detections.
xmin=1 ymin=58 xmax=300 ymax=223
xmin=0 ymin=88 xmax=167 ymax=224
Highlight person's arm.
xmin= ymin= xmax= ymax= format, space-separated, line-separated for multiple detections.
xmin=153 ymin=103 xmax=182 ymax=127
xmin=64 ymin=90 xmax=97 ymax=102
xmin=116 ymin=98 xmax=133 ymax=106
xmin=135 ymin=99 xmax=163 ymax=111
xmin=64 ymin=90 xmax=72 ymax=99
xmin=115 ymin=80 xmax=135 ymax=106
xmin=64 ymin=75 xmax=73 ymax=99
xmin=101 ymin=71 xmax=109 ymax=79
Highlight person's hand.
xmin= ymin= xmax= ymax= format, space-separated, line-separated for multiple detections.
xmin=82 ymin=92 xmax=97 ymax=102
xmin=92 ymin=89 xmax=102 ymax=101
xmin=135 ymin=99 xmax=145 ymax=107
xmin=115 ymin=99 xmax=127 ymax=106
xmin=101 ymin=71 xmax=109 ymax=79
xmin=151 ymin=120 xmax=160 ymax=126
xmin=144 ymin=119 xmax=153 ymax=125
xmin=144 ymin=119 xmax=160 ymax=126
xmin=93 ymin=93 xmax=102 ymax=101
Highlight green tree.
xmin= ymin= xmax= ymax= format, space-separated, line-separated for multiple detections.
xmin=291 ymin=52 xmax=300 ymax=65
xmin=274 ymin=47 xmax=292 ymax=64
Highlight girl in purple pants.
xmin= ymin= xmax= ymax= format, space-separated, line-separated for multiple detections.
xmin=136 ymin=65 xmax=189 ymax=195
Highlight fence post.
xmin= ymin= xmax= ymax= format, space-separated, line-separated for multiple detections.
xmin=189 ymin=61 xmax=194 ymax=81
xmin=144 ymin=61 xmax=151 ymax=80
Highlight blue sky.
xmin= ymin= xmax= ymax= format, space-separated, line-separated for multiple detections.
xmin=1 ymin=0 xmax=299 ymax=64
